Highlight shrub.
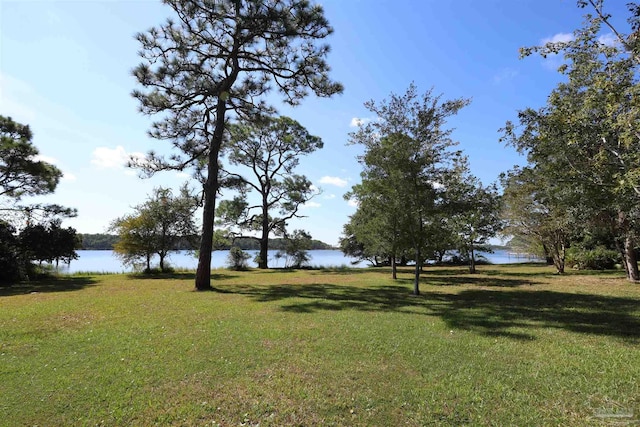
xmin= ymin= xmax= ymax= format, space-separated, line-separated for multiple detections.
xmin=566 ymin=246 xmax=620 ymax=270
xmin=227 ymin=247 xmax=251 ymax=270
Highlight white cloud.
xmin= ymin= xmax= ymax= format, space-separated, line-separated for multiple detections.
xmin=542 ymin=32 xmax=574 ymax=45
xmin=301 ymin=201 xmax=321 ymax=209
xmin=62 ymin=172 xmax=77 ymax=182
xmin=323 ymin=194 xmax=336 ymax=200
xmin=598 ymin=33 xmax=619 ymax=47
xmin=319 ymin=176 xmax=348 ymax=187
xmin=350 ymin=117 xmax=371 ymax=127
xmin=538 ymin=33 xmax=574 ymax=71
xmin=347 ymin=198 xmax=359 ymax=208
xmin=91 ymin=145 xmax=145 ymax=170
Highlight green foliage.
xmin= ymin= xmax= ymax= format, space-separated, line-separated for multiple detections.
xmin=276 ymin=229 xmax=312 ymax=268
xmin=78 ymin=234 xmax=119 ymax=250
xmin=499 ymin=167 xmax=572 ymax=274
xmin=0 ymin=221 xmax=21 ymax=284
xmin=110 ymin=186 xmax=198 ymax=273
xmin=0 ymin=116 xmax=76 ymax=228
xmin=506 ymin=2 xmax=640 ymax=280
xmin=79 ymin=233 xmax=202 ymax=251
xmin=226 ymin=246 xmax=251 ymax=271
xmin=110 ymin=213 xmax=156 ymax=272
xmin=0 ymin=218 xmax=79 ymax=284
xmin=20 ymin=220 xmax=79 ymax=268
xmin=219 ymin=116 xmax=323 ymax=269
xmin=445 ymin=161 xmax=503 ymax=273
xmin=346 ymin=84 xmax=470 ymax=291
xmin=339 ymin=210 xmax=390 ymax=267
xmin=132 ymin=0 xmax=342 ymax=289
xmin=566 ymin=246 xmax=621 ymax=270
xmin=0 ymin=115 xmax=62 ymax=200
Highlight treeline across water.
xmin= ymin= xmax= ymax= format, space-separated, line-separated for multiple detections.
xmin=79 ymin=234 xmax=335 ymax=251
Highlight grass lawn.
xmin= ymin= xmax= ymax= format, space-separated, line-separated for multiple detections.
xmin=1 ymin=264 xmax=639 ymax=426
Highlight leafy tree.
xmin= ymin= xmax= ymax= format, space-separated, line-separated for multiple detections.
xmin=17 ymin=220 xmax=79 ymax=273
xmin=0 ymin=221 xmax=21 ymax=284
xmin=276 ymin=229 xmax=312 ymax=268
xmin=218 ymin=116 xmax=322 ymax=268
xmin=507 ymin=2 xmax=640 ymax=280
xmin=131 ymin=0 xmax=342 ymax=290
xmin=348 ymin=84 xmax=470 ymax=294
xmin=111 ymin=186 xmax=199 ymax=272
xmin=340 ymin=200 xmax=401 ymax=269
xmin=0 ymin=116 xmax=75 ymax=226
xmin=226 ymin=246 xmax=251 ymax=270
xmin=19 ymin=223 xmax=50 ymax=265
xmin=0 ymin=115 xmax=62 ymax=200
xmin=110 ymin=212 xmax=157 ymax=272
xmin=47 ymin=220 xmax=80 ymax=269
xmin=0 ymin=116 xmax=77 ymax=282
xmin=500 ymin=167 xmax=573 ymax=274
xmin=343 ymin=179 xmax=408 ymax=277
xmin=577 ymin=0 xmax=640 ymax=62
xmin=446 ymin=166 xmax=503 ymax=273
xmin=144 ymin=186 xmax=199 ymax=271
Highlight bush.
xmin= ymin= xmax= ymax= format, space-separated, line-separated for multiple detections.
xmin=566 ymin=246 xmax=620 ymax=270
xmin=227 ymin=247 xmax=250 ymax=270
xmin=277 ymin=229 xmax=312 ymax=269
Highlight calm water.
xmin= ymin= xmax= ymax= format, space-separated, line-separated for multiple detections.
xmin=62 ymin=249 xmax=538 ymax=274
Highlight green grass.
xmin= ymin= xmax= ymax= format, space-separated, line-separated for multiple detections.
xmin=1 ymin=265 xmax=639 ymax=426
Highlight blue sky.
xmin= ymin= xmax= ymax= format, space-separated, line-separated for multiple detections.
xmin=0 ymin=0 xmax=630 ymax=245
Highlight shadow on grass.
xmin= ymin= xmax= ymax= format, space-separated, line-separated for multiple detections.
xmin=0 ymin=276 xmax=98 ymax=296
xmin=421 ymin=274 xmax=538 ymax=287
xmin=311 ymin=266 xmax=393 ymax=276
xmin=126 ymin=272 xmax=239 ymax=281
xmin=217 ymin=282 xmax=640 ymax=342
xmin=127 ymin=272 xmax=196 ymax=280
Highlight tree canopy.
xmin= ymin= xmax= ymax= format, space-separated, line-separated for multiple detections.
xmin=132 ymin=0 xmax=342 ymax=289
xmin=0 ymin=116 xmax=62 ymax=201
xmin=218 ymin=115 xmax=322 ymax=268
xmin=347 ymin=84 xmax=470 ymax=294
xmin=110 ymin=186 xmax=199 ymax=273
xmin=503 ymin=1 xmax=640 ymax=280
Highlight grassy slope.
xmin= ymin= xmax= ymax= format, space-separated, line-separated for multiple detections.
xmin=1 ymin=264 xmax=639 ymax=426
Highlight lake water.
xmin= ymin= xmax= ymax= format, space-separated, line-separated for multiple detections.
xmin=61 ymin=249 xmax=539 ymax=274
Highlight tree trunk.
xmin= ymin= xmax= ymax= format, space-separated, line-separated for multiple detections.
xmin=469 ymin=246 xmax=476 ymax=274
xmin=413 ymin=248 xmax=421 ymax=295
xmin=195 ymin=100 xmax=226 ymax=291
xmin=624 ymin=234 xmax=639 ymax=281
xmin=392 ymin=255 xmax=397 ymax=280
xmin=551 ymin=244 xmax=565 ymax=274
xmin=159 ymin=253 xmax=166 ymax=272
xmin=614 ymin=211 xmax=638 ymax=281
xmin=615 ymin=237 xmax=630 ymax=278
xmin=259 ymin=199 xmax=269 ymax=269
xmin=146 ymin=253 xmax=151 ymax=273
